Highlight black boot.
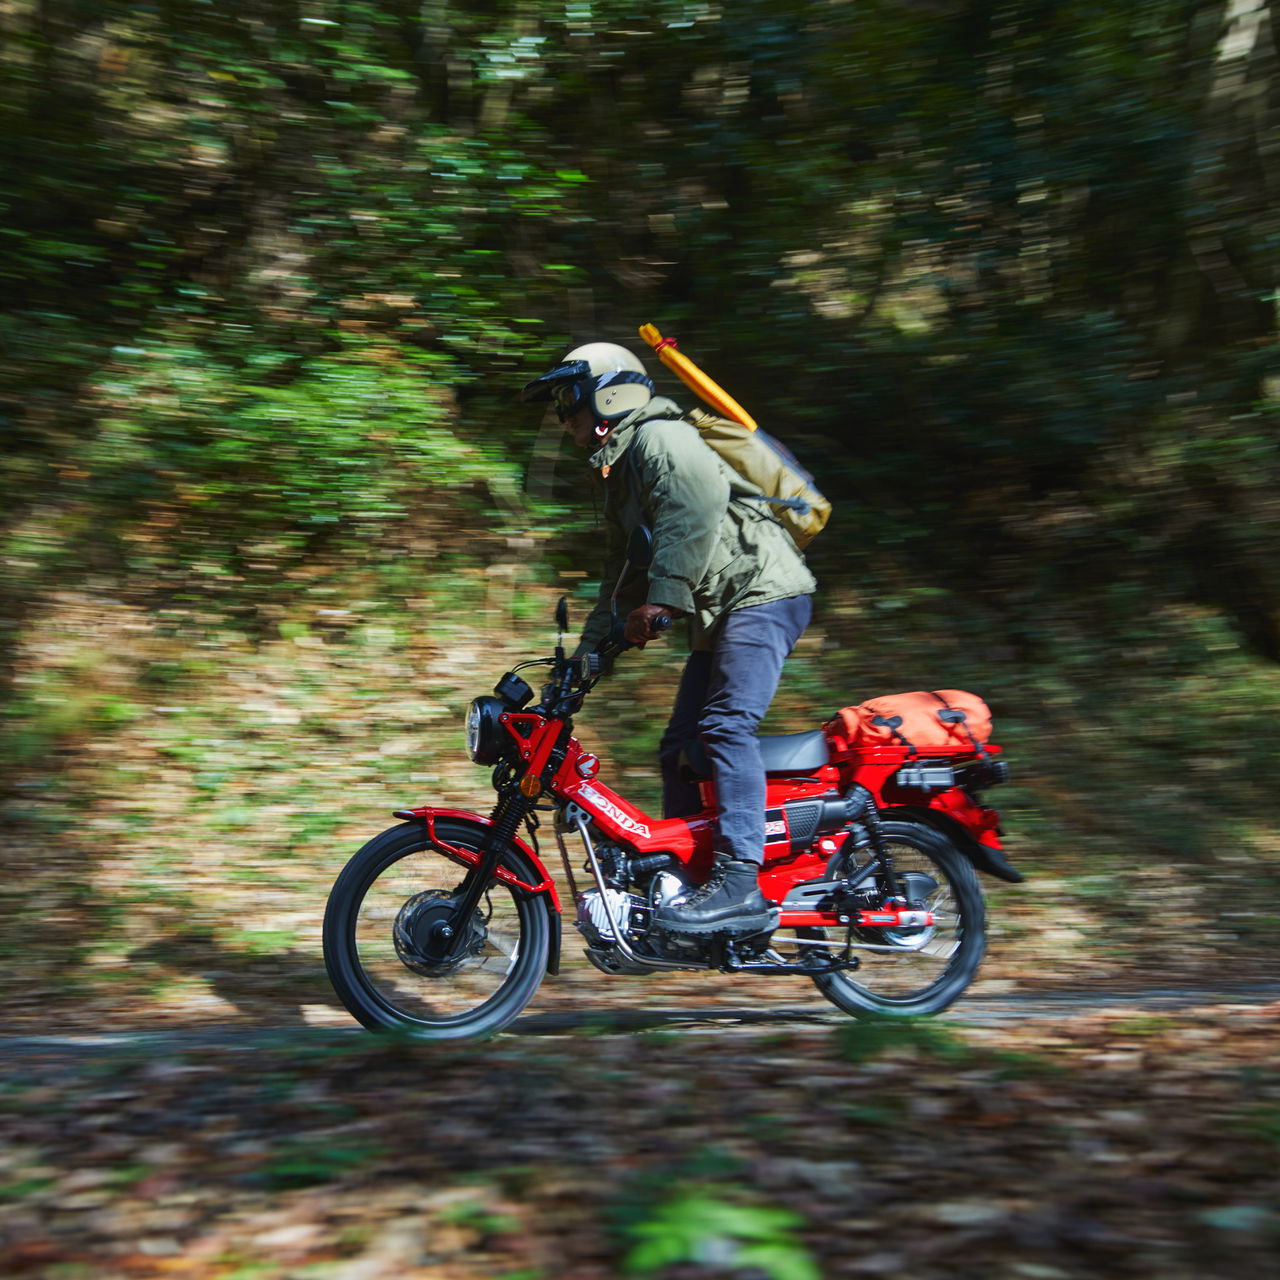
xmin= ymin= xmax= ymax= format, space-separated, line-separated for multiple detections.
xmin=655 ymin=856 xmax=778 ymax=936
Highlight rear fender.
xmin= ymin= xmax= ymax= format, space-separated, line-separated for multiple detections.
xmin=391 ymin=806 xmax=563 ymax=974
xmin=882 ymin=804 xmax=1025 ymax=884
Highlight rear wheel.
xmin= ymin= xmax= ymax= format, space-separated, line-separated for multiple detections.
xmin=323 ymin=820 xmax=551 ymax=1040
xmin=809 ymin=819 xmax=985 ymax=1018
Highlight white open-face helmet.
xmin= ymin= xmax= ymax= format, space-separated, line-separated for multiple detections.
xmin=522 ymin=341 xmax=654 ymax=432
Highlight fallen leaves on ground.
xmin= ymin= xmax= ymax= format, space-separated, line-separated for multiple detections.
xmin=1 ymin=999 xmax=1277 ymax=1279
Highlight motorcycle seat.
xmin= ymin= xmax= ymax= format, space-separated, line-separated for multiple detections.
xmin=680 ymin=729 xmax=831 ymax=779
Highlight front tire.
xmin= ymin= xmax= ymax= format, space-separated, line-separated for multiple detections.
xmin=810 ymin=819 xmax=985 ymax=1018
xmin=323 ymin=820 xmax=551 ymax=1040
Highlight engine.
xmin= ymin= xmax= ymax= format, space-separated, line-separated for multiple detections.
xmin=581 ymin=866 xmax=700 ymax=938
xmin=580 ymin=886 xmax=645 ymax=943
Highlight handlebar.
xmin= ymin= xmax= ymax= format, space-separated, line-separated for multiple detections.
xmin=545 ymin=609 xmax=675 ymax=710
xmin=600 ymin=612 xmax=673 ymax=653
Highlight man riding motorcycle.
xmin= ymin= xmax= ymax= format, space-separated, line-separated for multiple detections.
xmin=523 ymin=342 xmax=818 ymax=935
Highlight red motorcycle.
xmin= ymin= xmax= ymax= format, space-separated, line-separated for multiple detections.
xmin=323 ymin=599 xmax=1019 ymax=1040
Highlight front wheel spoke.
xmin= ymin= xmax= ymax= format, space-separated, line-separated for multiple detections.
xmin=482 ymin=929 xmax=519 ymax=960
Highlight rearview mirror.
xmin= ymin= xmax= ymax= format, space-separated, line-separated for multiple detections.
xmin=555 ymin=595 xmax=569 ymax=633
xmin=608 ymin=525 xmax=654 ymax=631
xmin=626 ymin=524 xmax=653 ymax=570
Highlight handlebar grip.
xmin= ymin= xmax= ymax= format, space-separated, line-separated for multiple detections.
xmin=599 ymin=611 xmax=673 ymax=655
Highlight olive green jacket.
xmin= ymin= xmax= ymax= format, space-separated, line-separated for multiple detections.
xmin=578 ymin=397 xmax=817 ymax=653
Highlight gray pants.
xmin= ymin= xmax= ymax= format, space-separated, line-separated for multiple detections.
xmin=658 ymin=594 xmax=813 ymax=865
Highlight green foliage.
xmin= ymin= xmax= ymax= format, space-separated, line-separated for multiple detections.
xmin=1241 ymin=1104 xmax=1280 ymax=1151
xmin=437 ymin=1197 xmax=520 ymax=1238
xmin=1 ymin=658 xmax=144 ymax=768
xmin=1195 ymin=1204 xmax=1277 ymax=1234
xmin=1 ymin=0 xmax=1278 ymax=883
xmin=254 ymin=1138 xmax=385 ymax=1190
xmin=86 ymin=340 xmax=518 ymax=574
xmin=623 ymin=1184 xmax=820 ymax=1280
xmin=835 ymin=1015 xmax=973 ymax=1065
xmin=0 ymin=0 xmax=584 ymax=637
xmin=0 ymin=1176 xmax=57 ymax=1201
xmin=834 ymin=1018 xmax=1068 ymax=1083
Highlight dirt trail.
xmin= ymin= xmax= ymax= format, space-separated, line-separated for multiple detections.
xmin=1 ymin=984 xmax=1277 ymax=1280
xmin=3 ymin=980 xmax=1277 ymax=1059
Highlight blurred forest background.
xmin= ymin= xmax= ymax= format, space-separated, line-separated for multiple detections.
xmin=2 ymin=0 xmax=1279 ymax=1020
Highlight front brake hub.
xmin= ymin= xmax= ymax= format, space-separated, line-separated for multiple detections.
xmin=393 ymin=889 xmax=486 ymax=977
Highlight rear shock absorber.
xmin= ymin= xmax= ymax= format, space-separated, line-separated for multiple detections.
xmin=843 ymin=784 xmax=902 ymax=900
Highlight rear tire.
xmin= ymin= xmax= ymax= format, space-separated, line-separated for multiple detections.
xmin=810 ymin=819 xmax=985 ymax=1018
xmin=323 ymin=820 xmax=551 ymax=1040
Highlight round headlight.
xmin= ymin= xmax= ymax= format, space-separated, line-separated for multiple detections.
xmin=465 ymin=696 xmax=505 ymax=765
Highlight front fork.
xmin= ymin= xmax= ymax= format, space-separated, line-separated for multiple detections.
xmin=437 ymin=791 xmax=535 ymax=959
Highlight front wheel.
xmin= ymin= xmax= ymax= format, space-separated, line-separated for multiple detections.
xmin=810 ymin=819 xmax=985 ymax=1018
xmin=323 ymin=820 xmax=551 ymax=1040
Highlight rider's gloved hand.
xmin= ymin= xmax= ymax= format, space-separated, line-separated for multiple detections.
xmin=625 ymin=604 xmax=680 ymax=646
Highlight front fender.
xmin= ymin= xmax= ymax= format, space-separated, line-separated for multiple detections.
xmin=391 ymin=806 xmax=563 ymax=974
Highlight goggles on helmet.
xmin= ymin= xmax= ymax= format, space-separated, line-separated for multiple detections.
xmin=522 ymin=359 xmax=592 ymax=406
xmin=550 ymin=380 xmax=589 ymax=422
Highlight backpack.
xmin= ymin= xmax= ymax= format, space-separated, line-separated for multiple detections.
xmin=828 ymin=689 xmax=993 ymax=756
xmin=685 ymin=408 xmax=831 ymax=549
